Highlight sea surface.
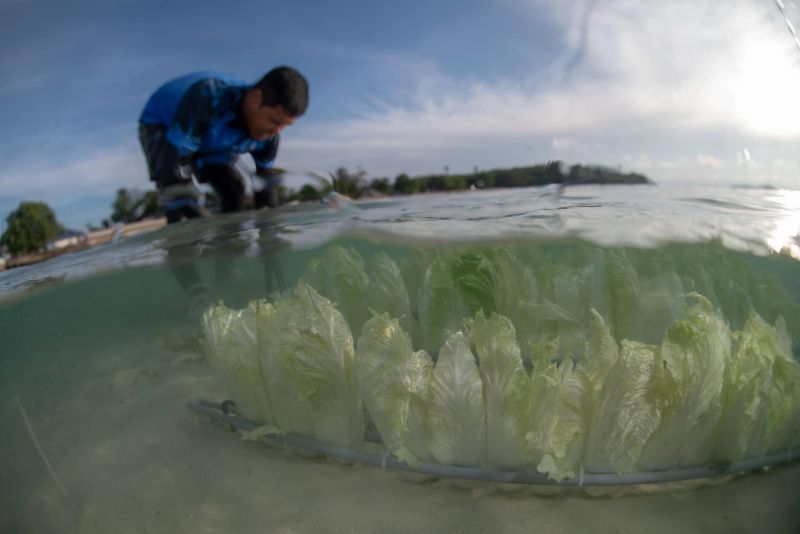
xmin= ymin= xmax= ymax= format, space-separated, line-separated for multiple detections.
xmin=1 ymin=184 xmax=800 ymax=533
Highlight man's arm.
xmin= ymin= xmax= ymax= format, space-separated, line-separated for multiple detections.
xmin=167 ymin=79 xmax=219 ymax=157
xmin=148 ymin=79 xmax=221 ymax=187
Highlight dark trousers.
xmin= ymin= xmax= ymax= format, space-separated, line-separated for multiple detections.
xmin=139 ymin=123 xmax=275 ymax=222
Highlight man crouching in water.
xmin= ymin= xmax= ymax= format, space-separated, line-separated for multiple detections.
xmin=139 ymin=66 xmax=309 ymax=222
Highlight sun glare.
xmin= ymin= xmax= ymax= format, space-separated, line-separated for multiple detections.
xmin=731 ymin=37 xmax=800 ymax=137
xmin=766 ymin=190 xmax=800 ymax=260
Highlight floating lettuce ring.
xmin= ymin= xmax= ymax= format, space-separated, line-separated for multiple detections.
xmin=188 ymin=398 xmax=800 ymax=487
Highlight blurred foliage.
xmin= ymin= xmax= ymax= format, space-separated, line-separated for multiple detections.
xmin=111 ymin=188 xmax=164 ymax=223
xmin=332 ymin=167 xmax=366 ymax=198
xmin=280 ymin=162 xmax=652 ymax=202
xmin=298 ymin=184 xmax=322 ymax=202
xmin=1 ymin=201 xmax=64 ymax=255
xmin=369 ymin=177 xmax=392 ymax=195
xmin=393 ymin=173 xmax=419 ymax=195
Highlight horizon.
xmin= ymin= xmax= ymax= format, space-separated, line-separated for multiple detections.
xmin=3 ymin=0 xmax=800 ymax=232
xmin=1 ymin=160 xmax=655 ymax=233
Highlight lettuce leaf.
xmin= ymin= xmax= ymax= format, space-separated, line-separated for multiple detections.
xmin=356 ymin=313 xmax=433 ymax=464
xmin=365 ymin=252 xmax=413 ymax=335
xmin=725 ymin=313 xmax=800 ymax=455
xmin=418 ymin=255 xmax=467 ymax=354
xmin=304 ymin=244 xmax=370 ymax=334
xmin=639 ymin=293 xmax=730 ymax=470
xmin=468 ymin=311 xmax=530 ymax=470
xmin=261 ymin=282 xmax=363 ymax=447
xmin=426 ymin=331 xmax=485 ymax=467
xmin=527 ymin=357 xmax=586 ymax=481
xmin=583 ymin=339 xmax=660 ymax=473
xmin=202 ymin=301 xmax=272 ymax=424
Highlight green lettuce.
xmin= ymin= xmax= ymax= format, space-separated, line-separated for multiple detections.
xmin=356 ymin=313 xmax=433 ymax=464
xmin=365 ymin=251 xmax=413 ymax=335
xmin=579 ymin=310 xmax=660 ymax=473
xmin=202 ymin=301 xmax=272 ymax=424
xmin=426 ymin=331 xmax=485 ymax=467
xmin=468 ymin=311 xmax=530 ymax=470
xmin=418 ymin=255 xmax=467 ymax=354
xmin=450 ymin=251 xmax=498 ymax=316
xmin=304 ymin=244 xmax=370 ymax=334
xmin=202 ymin=243 xmax=800 ymax=477
xmin=716 ymin=312 xmax=783 ymax=460
xmin=260 ymin=282 xmax=363 ymax=447
xmin=639 ymin=293 xmax=730 ymax=470
xmin=527 ymin=357 xmax=586 ymax=481
xmin=584 ymin=339 xmax=660 ymax=473
xmin=726 ymin=313 xmax=800 ymax=455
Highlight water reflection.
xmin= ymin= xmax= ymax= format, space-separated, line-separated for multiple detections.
xmin=162 ymin=212 xmax=290 ymax=310
xmin=765 ymin=189 xmax=800 ymax=260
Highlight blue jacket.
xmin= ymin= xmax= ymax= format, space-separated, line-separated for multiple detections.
xmin=140 ymin=72 xmax=278 ymax=171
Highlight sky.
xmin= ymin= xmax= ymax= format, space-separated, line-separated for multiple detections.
xmin=2 ymin=0 xmax=800 ymax=231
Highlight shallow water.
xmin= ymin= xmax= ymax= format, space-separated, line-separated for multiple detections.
xmin=2 ymin=184 xmax=800 ymax=533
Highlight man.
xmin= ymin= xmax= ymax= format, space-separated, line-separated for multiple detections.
xmin=139 ymin=66 xmax=309 ymax=223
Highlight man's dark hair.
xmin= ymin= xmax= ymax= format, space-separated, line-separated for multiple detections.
xmin=255 ymin=66 xmax=309 ymax=117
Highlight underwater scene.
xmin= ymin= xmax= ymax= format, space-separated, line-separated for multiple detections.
xmin=2 ymin=185 xmax=800 ymax=532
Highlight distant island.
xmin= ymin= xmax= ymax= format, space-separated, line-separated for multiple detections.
xmin=288 ymin=161 xmax=653 ymax=202
xmin=558 ymin=164 xmax=653 ymax=186
xmin=392 ymin=162 xmax=653 ymax=193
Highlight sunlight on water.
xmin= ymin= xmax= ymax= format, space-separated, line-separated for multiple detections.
xmin=764 ymin=189 xmax=800 ymax=259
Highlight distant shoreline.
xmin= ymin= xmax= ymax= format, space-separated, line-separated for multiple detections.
xmin=309 ymin=161 xmax=653 ymax=202
xmin=1 ymin=162 xmax=654 ymax=272
xmin=0 ymin=218 xmax=166 ymax=272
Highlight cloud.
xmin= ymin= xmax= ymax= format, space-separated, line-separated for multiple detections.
xmin=0 ymin=138 xmax=151 ymax=229
xmin=508 ymin=0 xmax=800 ymax=138
xmin=280 ymin=0 xmax=800 ymax=185
xmin=697 ymin=154 xmax=724 ymax=169
xmin=0 ymin=141 xmax=148 ymax=200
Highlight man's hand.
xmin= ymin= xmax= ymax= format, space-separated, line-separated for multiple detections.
xmin=159 ymin=182 xmax=209 ymax=218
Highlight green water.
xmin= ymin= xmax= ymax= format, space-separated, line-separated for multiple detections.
xmin=3 ymin=185 xmax=800 ymax=532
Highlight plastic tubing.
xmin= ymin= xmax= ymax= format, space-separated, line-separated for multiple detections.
xmin=187 ymin=398 xmax=800 ymax=487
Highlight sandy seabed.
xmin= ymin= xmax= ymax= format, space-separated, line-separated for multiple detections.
xmin=2 ymin=327 xmax=800 ymax=534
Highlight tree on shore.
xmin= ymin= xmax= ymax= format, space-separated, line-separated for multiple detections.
xmin=393 ymin=173 xmax=420 ymax=194
xmin=298 ymin=184 xmax=322 ymax=202
xmin=369 ymin=177 xmax=392 ymax=194
xmin=111 ymin=188 xmax=164 ymax=223
xmin=111 ymin=188 xmax=134 ymax=223
xmin=279 ymin=162 xmax=652 ymax=203
xmin=0 ymin=201 xmax=64 ymax=255
xmin=332 ymin=167 xmax=366 ymax=198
